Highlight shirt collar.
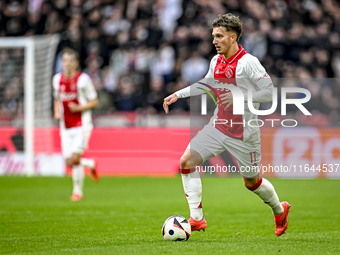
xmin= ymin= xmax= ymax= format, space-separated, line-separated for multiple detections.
xmin=223 ymin=45 xmax=244 ymax=64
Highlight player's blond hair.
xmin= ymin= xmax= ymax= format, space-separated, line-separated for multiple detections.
xmin=212 ymin=13 xmax=243 ymax=42
xmin=61 ymin=47 xmax=79 ymax=61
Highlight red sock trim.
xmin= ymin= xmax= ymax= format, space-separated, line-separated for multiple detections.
xmin=247 ymin=177 xmax=263 ymax=191
xmin=198 ymin=202 xmax=202 ymax=208
xmin=180 ymin=168 xmax=196 ymax=174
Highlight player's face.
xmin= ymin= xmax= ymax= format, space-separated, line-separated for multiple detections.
xmin=212 ymin=27 xmax=237 ymax=56
xmin=61 ymin=53 xmax=78 ymax=75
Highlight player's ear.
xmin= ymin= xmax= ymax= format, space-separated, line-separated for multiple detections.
xmin=231 ymin=33 xmax=237 ymax=43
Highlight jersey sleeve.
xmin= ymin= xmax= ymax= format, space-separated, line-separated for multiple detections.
xmin=204 ymin=55 xmax=218 ymax=79
xmin=244 ymin=55 xmax=273 ymax=103
xmin=82 ymin=73 xmax=98 ymax=101
xmin=175 ymin=55 xmax=218 ymax=99
xmin=52 ymin=74 xmax=60 ymax=99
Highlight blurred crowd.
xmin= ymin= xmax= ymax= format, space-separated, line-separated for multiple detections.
xmin=1 ymin=0 xmax=340 ymax=126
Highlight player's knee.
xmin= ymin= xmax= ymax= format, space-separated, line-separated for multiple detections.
xmin=72 ymin=157 xmax=80 ymax=165
xmin=71 ymin=153 xmax=81 ymax=165
xmin=180 ymin=150 xmax=202 ymax=169
xmin=180 ymin=154 xmax=191 ymax=169
xmin=66 ymin=158 xmax=73 ymax=168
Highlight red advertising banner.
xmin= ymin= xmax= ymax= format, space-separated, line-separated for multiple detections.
xmin=261 ymin=128 xmax=340 ymax=178
xmin=1 ymin=127 xmax=339 ymax=177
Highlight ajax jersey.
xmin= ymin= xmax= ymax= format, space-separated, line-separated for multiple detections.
xmin=53 ymin=71 xmax=97 ymax=130
xmin=175 ymin=45 xmax=274 ymax=144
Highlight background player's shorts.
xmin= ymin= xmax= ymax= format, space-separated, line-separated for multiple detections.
xmin=60 ymin=126 xmax=92 ymax=158
xmin=187 ymin=124 xmax=261 ymax=178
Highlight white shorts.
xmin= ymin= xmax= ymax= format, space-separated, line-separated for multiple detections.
xmin=188 ymin=124 xmax=261 ymax=178
xmin=60 ymin=126 xmax=92 ymax=159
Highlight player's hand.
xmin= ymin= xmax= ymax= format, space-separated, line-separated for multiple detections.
xmin=163 ymin=94 xmax=178 ymax=114
xmin=68 ymin=102 xmax=83 ymax=113
xmin=217 ymin=92 xmax=233 ymax=111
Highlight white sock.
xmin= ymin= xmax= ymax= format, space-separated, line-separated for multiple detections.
xmin=80 ymin=158 xmax=95 ymax=170
xmin=181 ymin=170 xmax=203 ymax=221
xmin=251 ymin=178 xmax=283 ymax=216
xmin=72 ymin=164 xmax=84 ymax=196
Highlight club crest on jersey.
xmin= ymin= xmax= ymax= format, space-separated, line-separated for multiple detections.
xmin=71 ymin=83 xmax=76 ymax=91
xmin=226 ymin=68 xmax=233 ymax=78
xmin=60 ymin=85 xmax=66 ymax=91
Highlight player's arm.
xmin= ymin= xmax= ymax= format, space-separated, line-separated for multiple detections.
xmin=245 ymin=56 xmax=274 ymax=103
xmin=163 ymin=55 xmax=218 ymax=114
xmin=53 ymin=75 xmax=61 ymax=120
xmin=248 ymin=78 xmax=273 ymax=103
xmin=68 ymin=74 xmax=98 ymax=113
xmin=68 ymin=98 xmax=98 ymax=113
xmin=54 ymin=99 xmax=61 ymax=120
xmin=219 ymin=56 xmax=274 ymax=111
xmin=163 ymin=81 xmax=211 ymax=114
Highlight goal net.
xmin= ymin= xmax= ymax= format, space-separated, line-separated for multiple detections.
xmin=0 ymin=35 xmax=62 ymax=176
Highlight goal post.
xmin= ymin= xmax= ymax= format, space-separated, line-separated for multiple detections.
xmin=0 ymin=35 xmax=60 ymax=176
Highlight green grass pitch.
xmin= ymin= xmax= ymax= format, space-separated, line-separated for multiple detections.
xmin=0 ymin=176 xmax=340 ymax=254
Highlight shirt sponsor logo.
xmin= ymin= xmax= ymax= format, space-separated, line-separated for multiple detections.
xmin=216 ymin=88 xmax=231 ymax=92
xmin=255 ymin=73 xmax=269 ymax=83
xmin=59 ymin=92 xmax=77 ymax=101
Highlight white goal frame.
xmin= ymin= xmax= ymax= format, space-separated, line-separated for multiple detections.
xmin=0 ymin=35 xmax=60 ymax=176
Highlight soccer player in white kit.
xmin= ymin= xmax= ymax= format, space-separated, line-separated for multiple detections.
xmin=163 ymin=14 xmax=290 ymax=236
xmin=53 ymin=48 xmax=99 ymax=201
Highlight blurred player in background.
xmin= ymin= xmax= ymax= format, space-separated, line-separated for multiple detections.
xmin=163 ymin=14 xmax=290 ymax=236
xmin=53 ymin=48 xmax=99 ymax=201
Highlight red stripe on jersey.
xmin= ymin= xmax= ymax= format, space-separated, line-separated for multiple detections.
xmin=59 ymin=71 xmax=82 ymax=129
xmin=213 ymin=45 xmax=247 ymax=140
